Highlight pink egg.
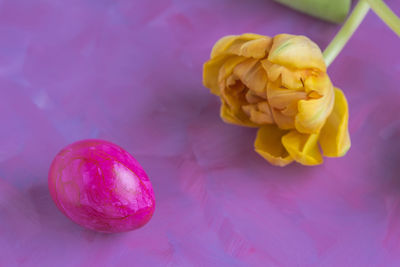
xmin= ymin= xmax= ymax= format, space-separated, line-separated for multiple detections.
xmin=48 ymin=139 xmax=155 ymax=233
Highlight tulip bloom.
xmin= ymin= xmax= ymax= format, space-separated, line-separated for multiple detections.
xmin=203 ymin=33 xmax=350 ymax=166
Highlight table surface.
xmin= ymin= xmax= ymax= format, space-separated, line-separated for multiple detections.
xmin=1 ymin=0 xmax=400 ymax=266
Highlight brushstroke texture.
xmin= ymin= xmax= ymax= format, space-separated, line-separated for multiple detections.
xmin=0 ymin=0 xmax=399 ymax=266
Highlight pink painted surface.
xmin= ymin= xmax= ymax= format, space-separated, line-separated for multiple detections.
xmin=0 ymin=0 xmax=399 ymax=266
xmin=48 ymin=139 xmax=155 ymax=233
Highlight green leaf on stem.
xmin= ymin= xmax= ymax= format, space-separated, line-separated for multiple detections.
xmin=273 ymin=0 xmax=351 ymax=23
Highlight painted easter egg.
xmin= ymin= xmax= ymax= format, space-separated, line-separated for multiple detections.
xmin=48 ymin=139 xmax=155 ymax=233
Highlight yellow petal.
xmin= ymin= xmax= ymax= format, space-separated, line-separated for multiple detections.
xmin=271 ymin=108 xmax=295 ymax=129
xmin=242 ymin=101 xmax=274 ymax=124
xmin=254 ymin=125 xmax=293 ymax=166
xmin=210 ymin=35 xmax=238 ymax=58
xmin=282 ymin=131 xmax=323 ymax=165
xmin=266 ymin=82 xmax=307 ymax=129
xmin=211 ymin=33 xmax=272 ymax=59
xmin=220 ymin=75 xmax=247 ymax=111
xmin=203 ymin=56 xmax=246 ymax=95
xmin=303 ymin=72 xmax=331 ymax=95
xmin=267 ymin=82 xmax=307 ymax=110
xmin=319 ymin=87 xmax=351 ymax=157
xmin=233 ymin=59 xmax=268 ymax=95
xmin=295 ymin=74 xmax=335 ymax=134
xmin=245 ymin=90 xmax=266 ymax=104
xmin=239 ymin=37 xmax=272 ymax=58
xmin=203 ymin=56 xmax=227 ymax=95
xmin=268 ymin=34 xmax=326 ymax=72
xmin=220 ymin=103 xmax=259 ymax=128
xmin=218 ymin=57 xmax=249 ymax=84
xmin=261 ymin=61 xmax=306 ymax=90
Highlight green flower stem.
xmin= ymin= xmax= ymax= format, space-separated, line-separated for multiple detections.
xmin=366 ymin=0 xmax=400 ymax=37
xmin=323 ymin=0 xmax=400 ymax=67
xmin=323 ymin=0 xmax=370 ymax=67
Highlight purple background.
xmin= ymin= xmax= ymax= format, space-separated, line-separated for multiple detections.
xmin=0 ymin=0 xmax=400 ymax=266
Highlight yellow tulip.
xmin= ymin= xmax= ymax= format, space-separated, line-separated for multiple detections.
xmin=203 ymin=33 xmax=350 ymax=166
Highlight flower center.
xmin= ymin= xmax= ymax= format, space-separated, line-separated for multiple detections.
xmin=221 ymin=72 xmax=275 ymax=125
xmin=218 ymin=58 xmax=317 ymax=129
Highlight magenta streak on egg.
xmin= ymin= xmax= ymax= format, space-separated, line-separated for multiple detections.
xmin=48 ymin=139 xmax=155 ymax=233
